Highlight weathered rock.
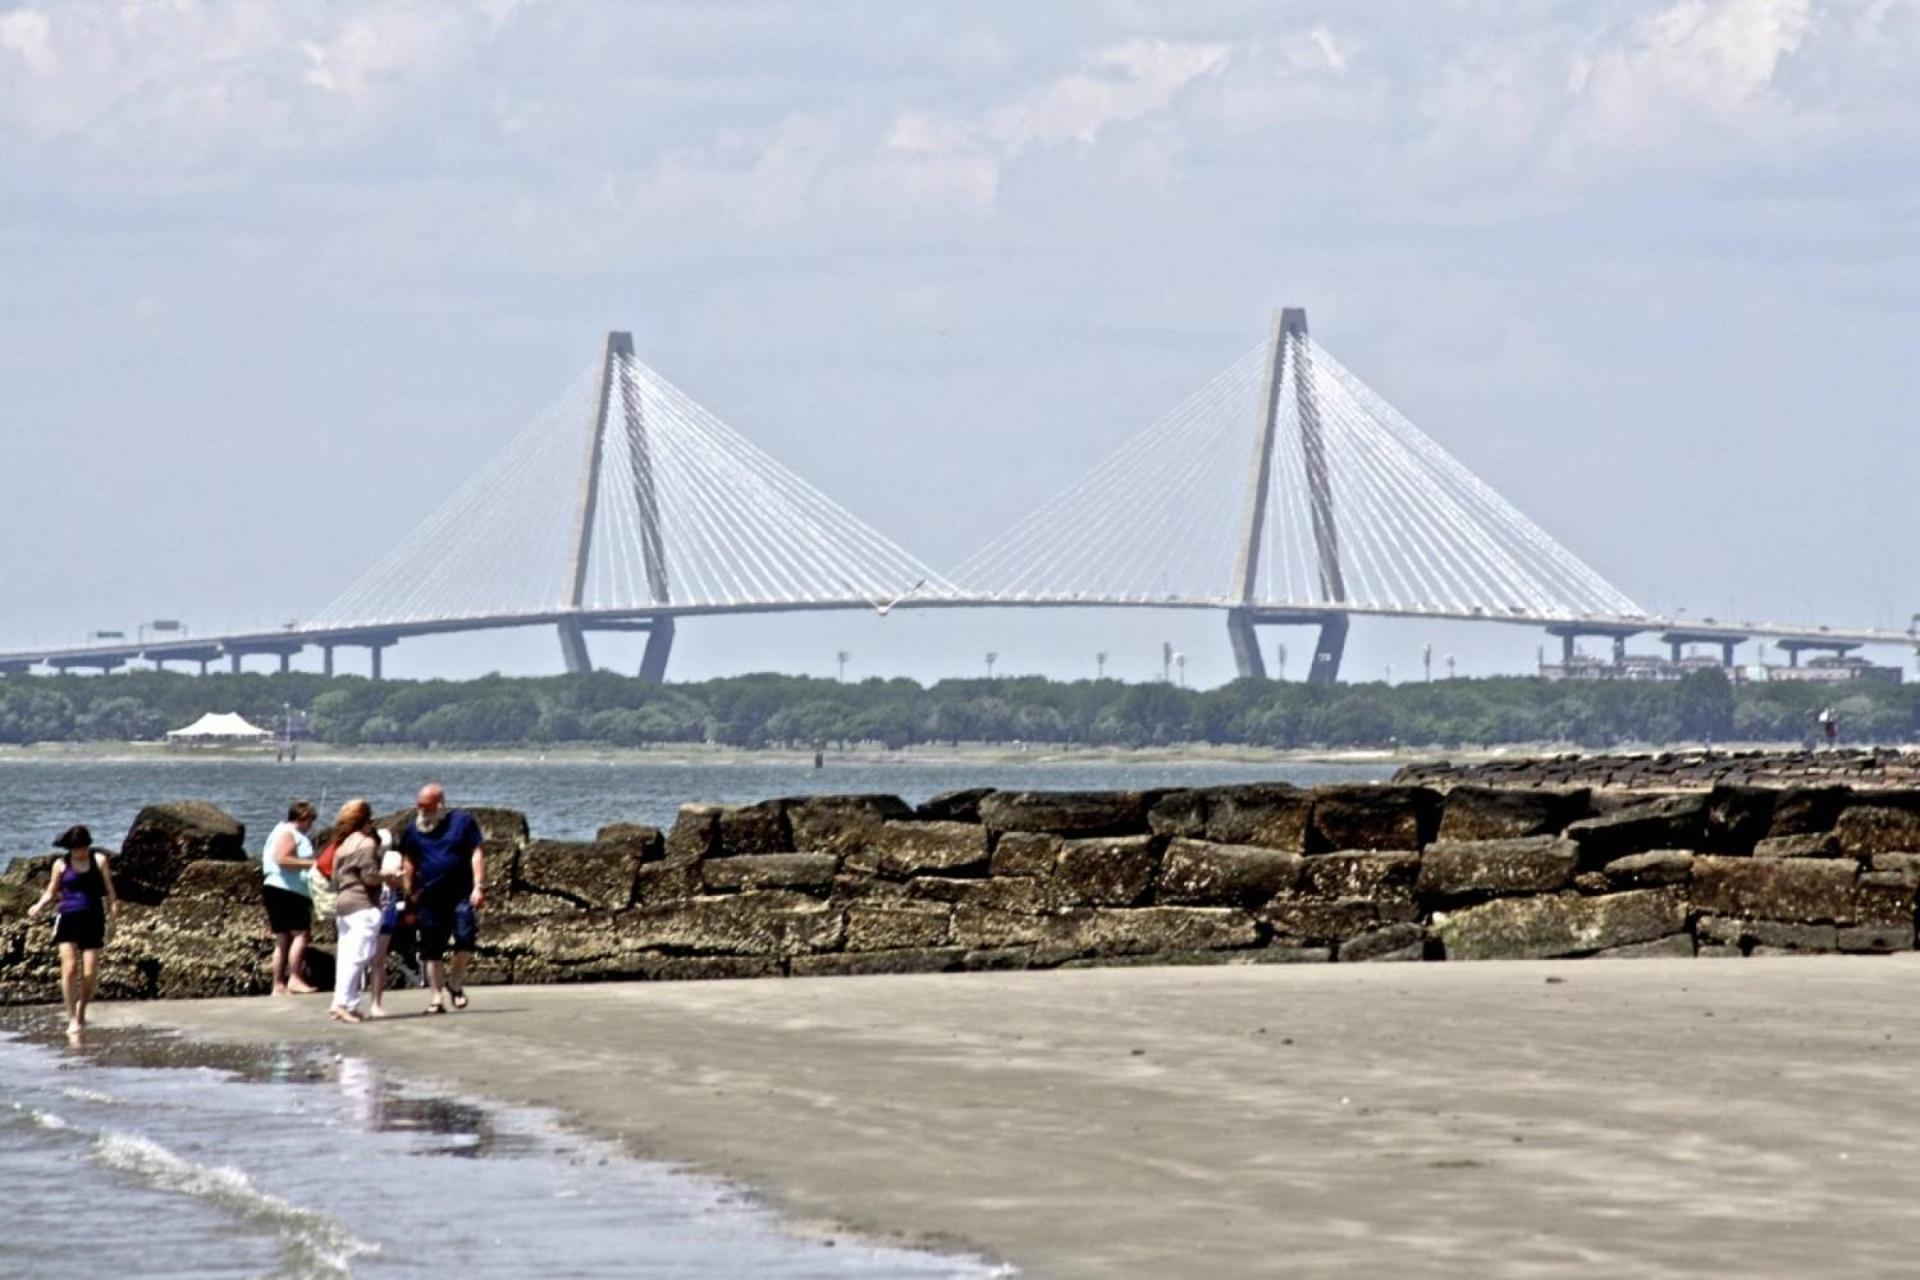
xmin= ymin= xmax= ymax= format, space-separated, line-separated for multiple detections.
xmin=1564 ymin=794 xmax=1705 ymax=864
xmin=635 ymin=857 xmax=703 ymax=902
xmin=786 ymin=795 xmax=913 ymax=854
xmin=791 ymin=948 xmax=965 ymax=977
xmin=1417 ymin=837 xmax=1576 ymax=899
xmin=1752 ymin=833 xmax=1843 ymax=859
xmin=1765 ymin=786 xmax=1851 ymax=838
xmin=1338 ymin=923 xmax=1426 ymax=962
xmin=1703 ymin=785 xmax=1778 ymax=853
xmin=515 ymin=839 xmax=639 ymax=911
xmin=1049 ymin=907 xmax=1259 ymax=957
xmin=1435 ymin=890 xmax=1685 ymax=960
xmin=1156 ymin=839 xmax=1300 ymax=907
xmin=1309 ymin=785 xmax=1438 ymax=852
xmin=115 ymin=801 xmax=246 ymax=905
xmin=978 ymin=790 xmax=1149 ymax=837
xmin=715 ymin=800 xmax=791 ymax=857
xmin=1436 ymin=786 xmax=1586 ymax=842
xmin=1835 ymin=802 xmax=1920 ymax=857
xmin=1871 ymin=852 xmax=1920 ymax=887
xmin=1266 ymin=895 xmax=1417 ymax=944
xmin=1146 ymin=790 xmax=1210 ymax=839
xmin=1838 ymin=924 xmax=1915 ymax=953
xmin=664 ymin=804 xmax=721 ymax=861
xmin=1691 ymin=856 xmax=1857 ymax=924
xmin=989 ymin=831 xmax=1061 ymax=879
xmin=1593 ymin=933 xmax=1696 ymax=959
xmin=1602 ymin=850 xmax=1693 ymax=889
xmin=622 ymin=893 xmax=844 ymax=956
xmin=1853 ymin=874 xmax=1917 ymax=928
xmin=915 ymin=788 xmax=995 ymax=823
xmin=904 ymin=876 xmax=1047 ymax=914
xmin=846 ymin=821 xmax=990 ymax=879
xmin=1298 ymin=853 xmax=1420 ymax=903
xmin=594 ymin=823 xmax=664 ymax=863
xmin=1051 ymin=836 xmax=1159 ymax=907
xmin=1199 ymin=783 xmax=1312 ymax=851
xmin=845 ymin=901 xmax=952 ymax=951
xmin=701 ymin=853 xmax=839 ymax=894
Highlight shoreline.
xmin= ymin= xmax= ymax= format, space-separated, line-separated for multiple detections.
xmin=93 ymin=958 xmax=1920 ymax=1278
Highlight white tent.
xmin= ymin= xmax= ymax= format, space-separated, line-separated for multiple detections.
xmin=165 ymin=711 xmax=273 ymax=743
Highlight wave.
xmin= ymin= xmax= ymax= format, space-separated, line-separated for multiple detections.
xmin=4 ymin=1101 xmax=71 ymax=1131
xmin=91 ymin=1132 xmax=377 ymax=1279
xmin=60 ymin=1085 xmax=120 ymax=1105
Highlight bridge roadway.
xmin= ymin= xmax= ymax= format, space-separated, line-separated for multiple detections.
xmin=1 ymin=597 xmax=1912 ymax=679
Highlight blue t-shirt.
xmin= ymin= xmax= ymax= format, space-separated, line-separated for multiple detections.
xmin=400 ymin=811 xmax=482 ymax=899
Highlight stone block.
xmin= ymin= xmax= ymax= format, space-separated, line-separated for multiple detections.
xmin=635 ymin=858 xmax=703 ymax=902
xmin=791 ymin=948 xmax=966 ymax=977
xmin=700 ymin=853 xmax=840 ymax=894
xmin=1156 ymin=838 xmax=1301 ymax=907
xmin=951 ymin=905 xmax=1050 ymax=949
xmin=1051 ymin=836 xmax=1159 ymax=907
xmin=623 ymin=893 xmax=844 ymax=956
xmin=1048 ymin=907 xmax=1259 ymax=957
xmin=1297 ymin=853 xmax=1420 ymax=902
xmin=515 ymin=839 xmax=640 ymax=911
xmin=1697 ymin=944 xmax=1743 ymax=959
xmin=1703 ymin=785 xmax=1777 ymax=853
xmin=1835 ymin=803 xmax=1920 ymax=857
xmin=904 ymin=876 xmax=1047 ymax=914
xmin=786 ymin=795 xmax=913 ymax=854
xmin=1765 ymin=786 xmax=1851 ymax=838
xmin=915 ymin=788 xmax=995 ymax=823
xmin=1691 ymin=856 xmax=1857 ymax=924
xmin=1146 ymin=790 xmax=1210 ymax=839
xmin=715 ymin=800 xmax=791 ymax=857
xmin=664 ymin=804 xmax=721 ymax=861
xmin=1435 ymin=890 xmax=1685 ymax=960
xmin=1871 ymin=853 xmax=1920 ymax=887
xmin=1565 ymin=794 xmax=1705 ymax=864
xmin=1309 ymin=786 xmax=1438 ymax=852
xmin=989 ymin=832 xmax=1061 ymax=879
xmin=1199 ymin=783 xmax=1312 ymax=851
xmin=1593 ymin=933 xmax=1695 ymax=959
xmin=1752 ymin=833 xmax=1843 ymax=859
xmin=1338 ymin=923 xmax=1426 ymax=962
xmin=960 ymin=946 xmax=1037 ymax=971
xmin=594 ymin=823 xmax=664 ymax=863
xmin=846 ymin=820 xmax=991 ymax=879
xmin=116 ymin=801 xmax=247 ymax=905
xmin=1436 ymin=786 xmax=1587 ymax=842
xmin=845 ymin=901 xmax=953 ymax=951
xmin=1266 ymin=895 xmax=1417 ymax=944
xmin=1838 ymin=924 xmax=1915 ymax=954
xmin=1417 ymin=837 xmax=1576 ymax=899
xmin=1602 ymin=851 xmax=1693 ymax=889
xmin=154 ymin=860 xmax=265 ymax=931
xmin=1853 ymin=875 xmax=1916 ymax=928
xmin=978 ymin=790 xmax=1150 ymax=837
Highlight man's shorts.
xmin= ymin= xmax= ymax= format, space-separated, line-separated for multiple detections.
xmin=414 ymin=894 xmax=478 ymax=961
xmin=261 ymin=884 xmax=312 ymax=935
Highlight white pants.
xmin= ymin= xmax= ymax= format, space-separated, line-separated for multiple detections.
xmin=332 ymin=907 xmax=382 ymax=1011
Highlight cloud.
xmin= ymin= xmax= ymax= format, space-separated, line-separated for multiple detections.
xmin=1567 ymin=0 xmax=1812 ymax=136
xmin=982 ymin=37 xmax=1231 ymax=151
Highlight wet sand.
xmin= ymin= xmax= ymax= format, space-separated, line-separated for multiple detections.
xmin=95 ymin=958 xmax=1920 ymax=1278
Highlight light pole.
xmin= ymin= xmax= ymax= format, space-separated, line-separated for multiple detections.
xmin=1174 ymin=652 xmax=1187 ymax=687
xmin=985 ymin=651 xmax=998 ymax=680
xmin=1385 ymin=662 xmax=1394 ymax=686
xmin=836 ymin=650 xmax=850 ymax=682
xmin=1276 ymin=643 xmax=1287 ymax=681
xmin=1096 ymin=651 xmax=1108 ymax=680
xmin=1423 ymin=642 xmax=1432 ymax=682
xmin=1446 ymin=654 xmax=1457 ymax=679
xmin=1161 ymin=641 xmax=1173 ymax=684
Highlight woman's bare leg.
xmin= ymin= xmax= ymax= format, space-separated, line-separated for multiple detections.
xmin=286 ymin=931 xmax=318 ymax=994
xmin=77 ymin=948 xmax=100 ymax=1028
xmin=58 ymin=942 xmax=80 ymax=1033
xmin=369 ymin=933 xmax=391 ymax=1017
xmin=271 ymin=932 xmax=291 ymax=994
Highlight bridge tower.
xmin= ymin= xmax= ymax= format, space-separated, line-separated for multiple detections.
xmin=560 ymin=331 xmax=675 ymax=680
xmin=1227 ymin=307 xmax=1348 ymax=684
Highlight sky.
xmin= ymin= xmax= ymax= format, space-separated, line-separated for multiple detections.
xmin=1 ymin=0 xmax=1915 ymax=686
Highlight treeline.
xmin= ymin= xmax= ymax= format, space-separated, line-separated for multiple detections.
xmin=0 ymin=667 xmax=1912 ymax=749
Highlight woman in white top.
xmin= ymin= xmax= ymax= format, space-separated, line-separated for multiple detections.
xmin=260 ymin=800 xmax=320 ymax=995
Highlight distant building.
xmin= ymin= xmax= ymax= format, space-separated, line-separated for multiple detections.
xmin=1539 ymin=652 xmax=1903 ymax=684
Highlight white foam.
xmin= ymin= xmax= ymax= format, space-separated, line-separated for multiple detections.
xmin=59 ymin=1086 xmax=119 ymax=1105
xmin=92 ymin=1132 xmax=376 ymax=1278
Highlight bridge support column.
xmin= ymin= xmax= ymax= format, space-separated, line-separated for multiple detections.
xmin=277 ymin=652 xmax=292 ymax=675
xmin=558 ymin=620 xmax=592 ymax=675
xmin=198 ymin=658 xmax=211 ymax=676
xmin=1309 ymin=615 xmax=1349 ymax=686
xmin=229 ymin=653 xmax=243 ymax=675
xmin=322 ymin=645 xmax=335 ymax=678
xmin=1669 ymin=639 xmax=1684 ymax=663
xmin=639 ymin=617 xmax=674 ymax=683
xmin=1561 ymin=634 xmax=1576 ymax=664
xmin=1722 ymin=641 xmax=1737 ymax=668
xmin=370 ymin=645 xmax=386 ymax=681
xmin=1226 ymin=608 xmax=1265 ymax=680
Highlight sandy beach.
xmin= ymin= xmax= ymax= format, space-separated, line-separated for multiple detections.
xmin=92 ymin=957 xmax=1920 ymax=1278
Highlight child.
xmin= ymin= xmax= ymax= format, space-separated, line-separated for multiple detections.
xmin=25 ymin=825 xmax=121 ymax=1037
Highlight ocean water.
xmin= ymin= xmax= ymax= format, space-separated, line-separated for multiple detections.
xmin=0 ymin=1018 xmax=1011 ymax=1279
xmin=0 ymin=755 xmax=1394 ymax=869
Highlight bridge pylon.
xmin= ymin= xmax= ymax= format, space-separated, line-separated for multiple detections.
xmin=1229 ymin=307 xmax=1347 ymax=684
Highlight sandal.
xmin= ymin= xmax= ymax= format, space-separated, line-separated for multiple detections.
xmin=449 ymin=985 xmax=468 ymax=1010
xmin=425 ymin=999 xmax=446 ymax=1015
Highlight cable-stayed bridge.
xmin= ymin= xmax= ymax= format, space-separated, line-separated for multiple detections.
xmin=5 ymin=310 xmax=1909 ymax=683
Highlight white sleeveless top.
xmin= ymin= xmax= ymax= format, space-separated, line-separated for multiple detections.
xmin=260 ymin=821 xmax=314 ymax=897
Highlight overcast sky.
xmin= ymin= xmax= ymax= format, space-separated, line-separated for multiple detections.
xmin=2 ymin=0 xmax=1915 ymax=685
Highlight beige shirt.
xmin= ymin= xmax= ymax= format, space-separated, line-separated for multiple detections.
xmin=332 ymin=832 xmax=383 ymax=916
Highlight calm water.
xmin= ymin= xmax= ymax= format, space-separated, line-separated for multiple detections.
xmin=0 ymin=1020 xmax=1009 ymax=1279
xmin=0 ymin=754 xmax=1393 ymax=868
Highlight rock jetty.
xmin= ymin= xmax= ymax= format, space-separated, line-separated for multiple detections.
xmin=6 ymin=765 xmax=1920 ymax=1003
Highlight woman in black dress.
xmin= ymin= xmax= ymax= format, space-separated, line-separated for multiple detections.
xmin=25 ymin=825 xmax=121 ymax=1036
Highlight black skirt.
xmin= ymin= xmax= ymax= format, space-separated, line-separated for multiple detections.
xmin=52 ymin=908 xmax=106 ymax=951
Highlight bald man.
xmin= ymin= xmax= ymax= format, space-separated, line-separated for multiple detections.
xmin=397 ymin=783 xmax=486 ymax=1012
